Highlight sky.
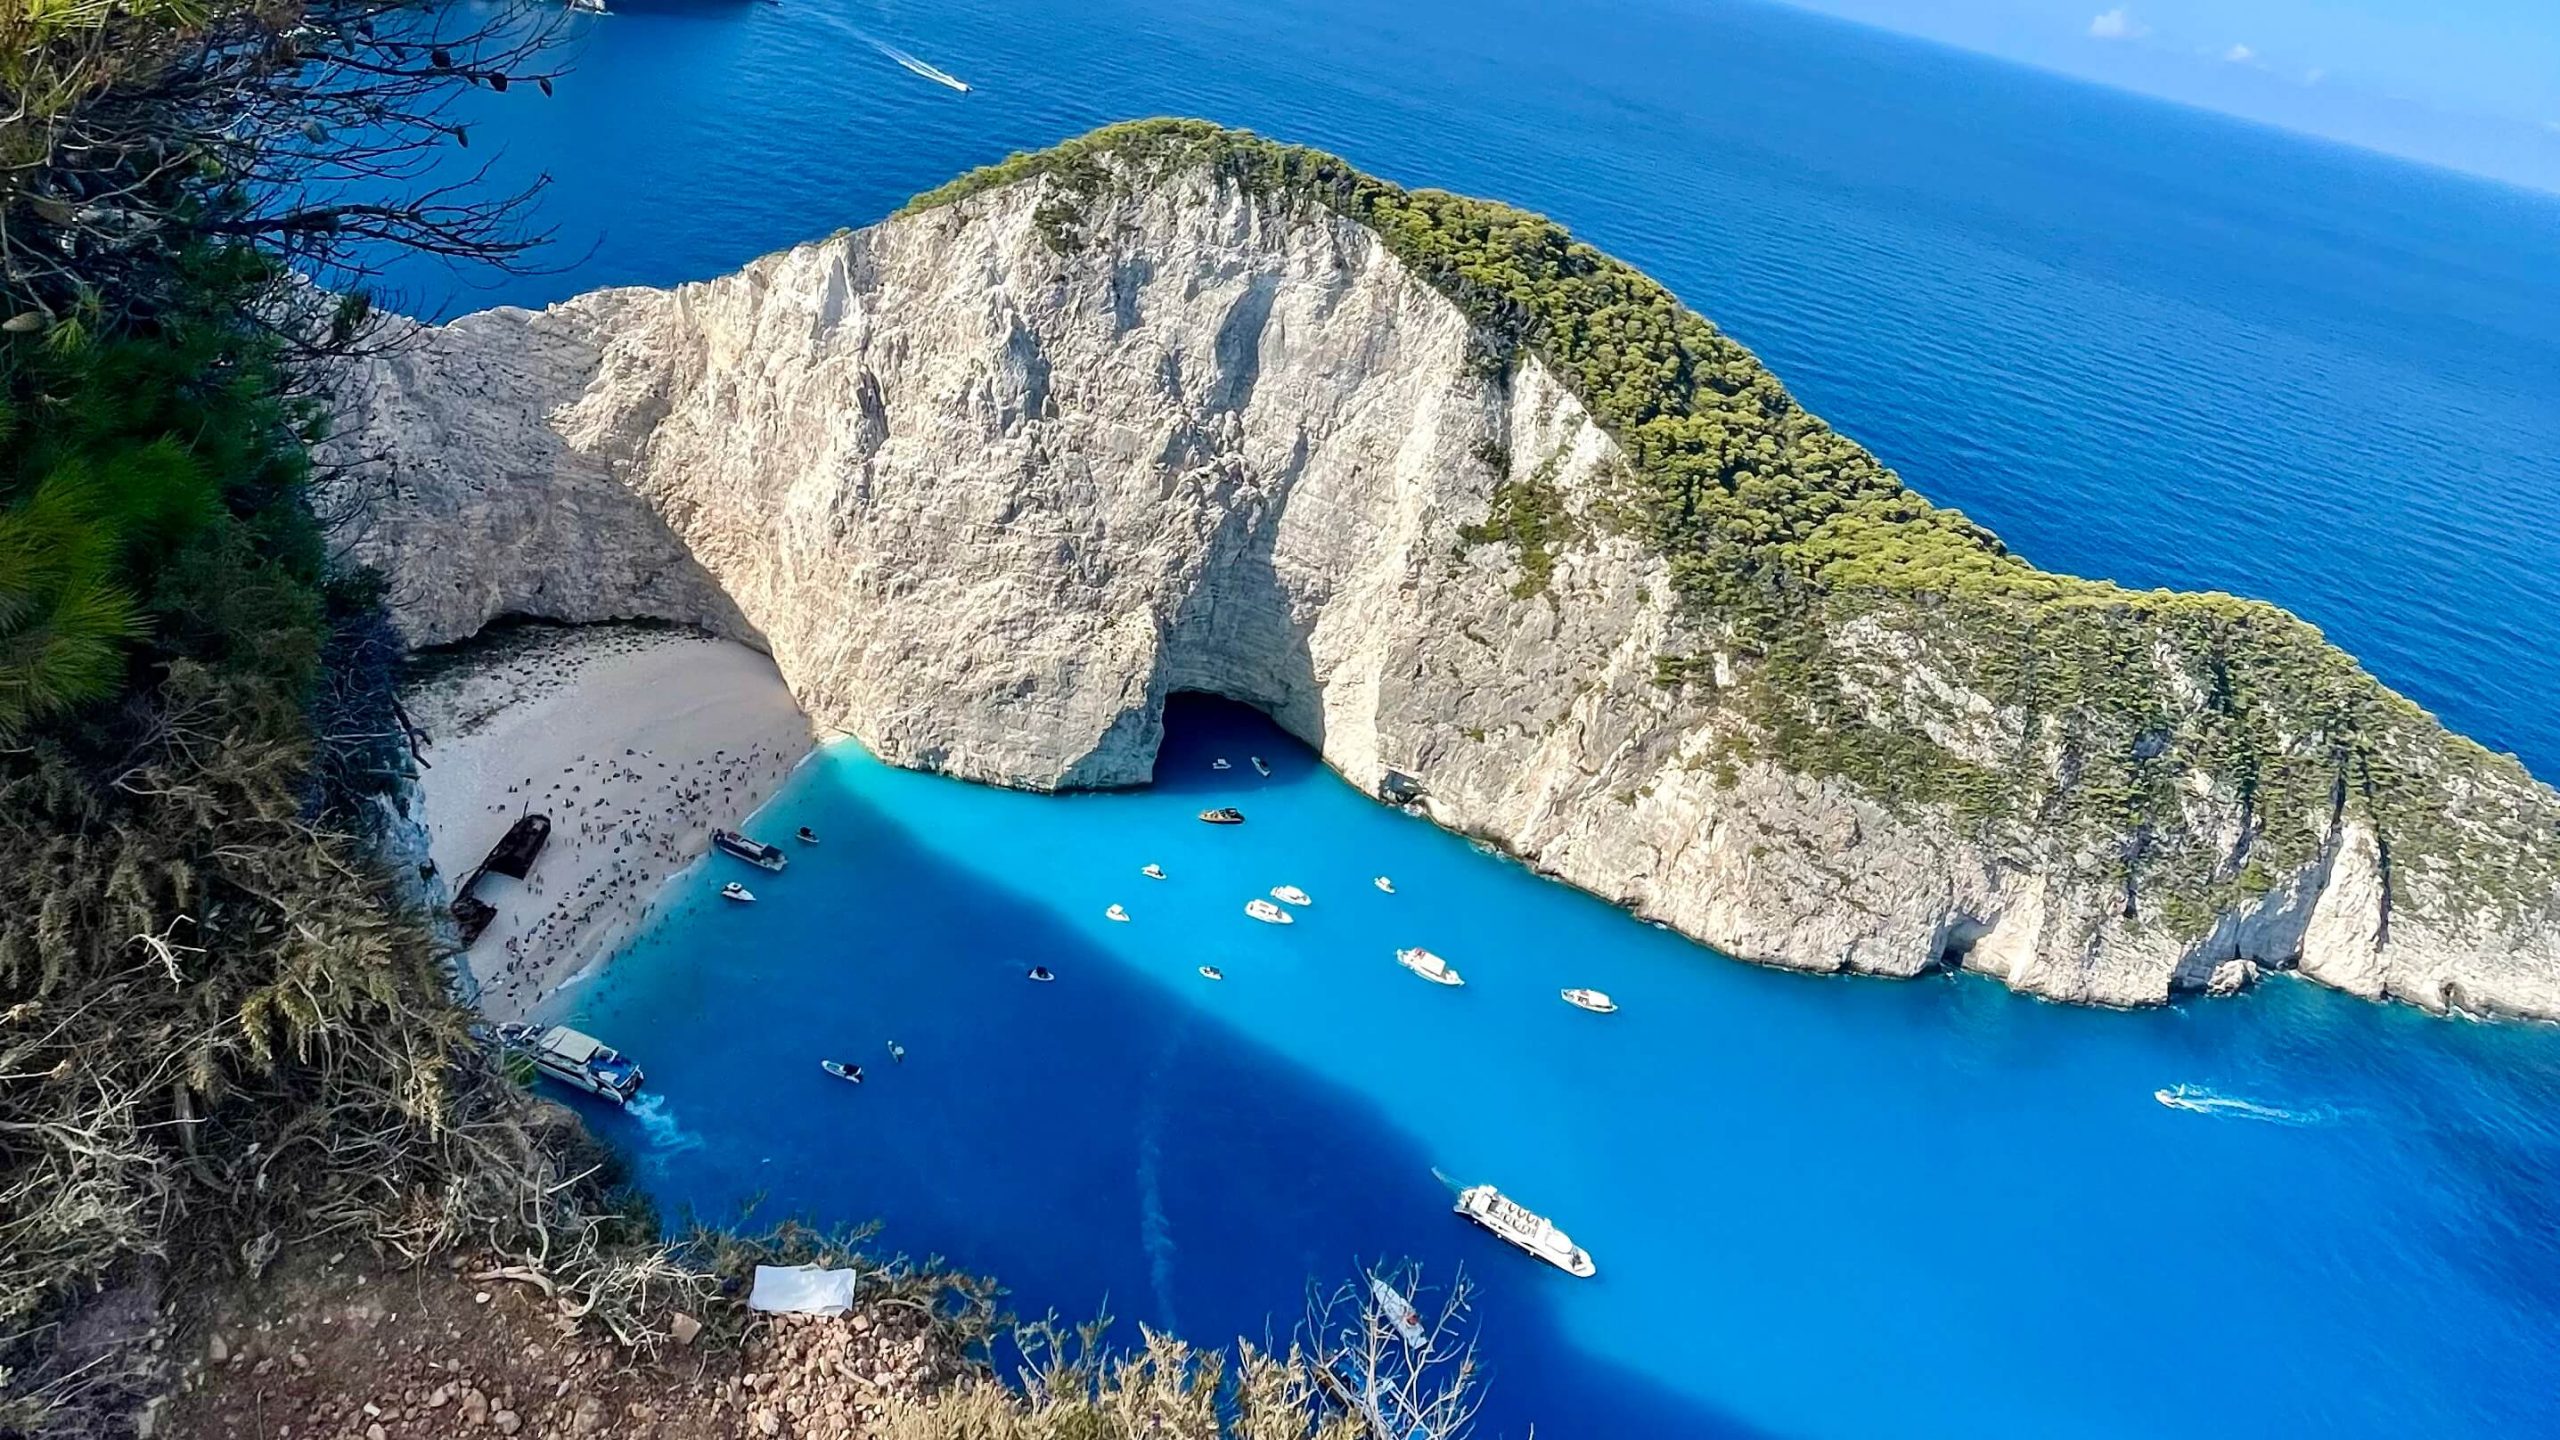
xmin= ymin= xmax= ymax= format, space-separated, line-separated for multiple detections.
xmin=1779 ymin=0 xmax=2560 ymax=193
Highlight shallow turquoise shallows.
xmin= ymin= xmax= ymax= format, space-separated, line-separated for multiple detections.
xmin=561 ymin=701 xmax=2560 ymax=1440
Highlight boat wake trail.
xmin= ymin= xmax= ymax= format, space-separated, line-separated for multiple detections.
xmin=864 ymin=36 xmax=970 ymax=92
xmin=2154 ymin=1084 xmax=2335 ymax=1127
xmin=627 ymin=1093 xmax=704 ymax=1158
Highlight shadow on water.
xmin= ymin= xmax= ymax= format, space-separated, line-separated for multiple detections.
xmin=561 ymin=699 xmax=1775 ymax=1438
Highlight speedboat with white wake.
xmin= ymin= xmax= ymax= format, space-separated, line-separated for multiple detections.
xmin=820 ymin=1059 xmax=862 ymax=1084
xmin=1250 ymin=755 xmax=1271 ymax=776
xmin=2155 ymin=1083 xmax=2327 ymax=1125
xmin=720 ymin=881 xmax=755 ymax=903
xmin=1373 ymin=875 xmax=1395 ymax=894
xmin=1141 ymin=863 xmax=1166 ymax=880
xmin=1270 ymin=884 xmax=1311 ymax=907
xmin=495 ymin=1023 xmax=644 ymax=1106
xmin=712 ymin=827 xmax=788 ymax=872
xmin=1396 ymin=947 xmax=1463 ymax=986
xmin=1245 ymin=898 xmax=1293 ymax=925
xmin=1560 ymin=988 xmax=1616 ymax=1014
xmin=1453 ymin=1183 xmax=1595 ymax=1277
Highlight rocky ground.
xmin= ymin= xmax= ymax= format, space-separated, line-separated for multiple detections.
xmin=159 ymin=1252 xmax=966 ymax=1440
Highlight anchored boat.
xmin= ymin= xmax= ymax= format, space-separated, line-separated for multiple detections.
xmin=1250 ymin=755 xmax=1271 ymax=776
xmin=1198 ymin=807 xmax=1245 ymax=825
xmin=1373 ymin=875 xmax=1395 ymax=894
xmin=1245 ymin=898 xmax=1293 ymax=925
xmin=1396 ymin=947 xmax=1464 ymax=986
xmin=712 ymin=828 xmax=788 ymax=871
xmin=1560 ymin=988 xmax=1617 ymax=1014
xmin=820 ymin=1059 xmax=862 ymax=1084
xmin=1141 ymin=863 xmax=1166 ymax=880
xmin=1270 ymin=884 xmax=1312 ymax=906
xmin=1454 ymin=1183 xmax=1595 ymax=1277
xmin=720 ymin=881 xmax=756 ymax=903
xmin=1106 ymin=904 xmax=1130 ymax=922
xmin=496 ymin=1023 xmax=644 ymax=1106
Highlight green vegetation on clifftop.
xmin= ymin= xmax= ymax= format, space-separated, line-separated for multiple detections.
xmin=904 ymin=119 xmax=2560 ymax=937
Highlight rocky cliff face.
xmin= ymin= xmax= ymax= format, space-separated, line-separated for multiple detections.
xmin=331 ymin=140 xmax=2560 ymax=1020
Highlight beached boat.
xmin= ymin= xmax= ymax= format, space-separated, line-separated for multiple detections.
xmin=1373 ymin=875 xmax=1395 ymax=894
xmin=1270 ymin=884 xmax=1312 ymax=906
xmin=720 ymin=881 xmax=756 ymax=903
xmin=820 ymin=1059 xmax=862 ymax=1084
xmin=1106 ymin=904 xmax=1130 ymax=922
xmin=1453 ymin=1183 xmax=1595 ymax=1277
xmin=1244 ymin=898 xmax=1293 ymax=925
xmin=1396 ymin=947 xmax=1463 ymax=986
xmin=712 ymin=827 xmax=788 ymax=871
xmin=1369 ymin=1274 xmax=1427 ymax=1348
xmin=1142 ymin=863 xmax=1166 ymax=880
xmin=495 ymin=1023 xmax=644 ymax=1106
xmin=1561 ymin=988 xmax=1616 ymax=1014
xmin=1250 ymin=755 xmax=1271 ymax=776
xmin=1198 ymin=807 xmax=1245 ymax=825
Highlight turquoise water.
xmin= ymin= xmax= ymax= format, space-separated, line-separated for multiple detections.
xmin=565 ymin=708 xmax=2560 ymax=1439
xmin=378 ymin=0 xmax=2560 ymax=1432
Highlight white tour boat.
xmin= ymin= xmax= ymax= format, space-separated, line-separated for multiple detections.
xmin=1270 ymin=884 xmax=1312 ymax=906
xmin=1142 ymin=863 xmax=1166 ymax=880
xmin=1106 ymin=903 xmax=1130 ymax=922
xmin=1374 ymin=875 xmax=1395 ymax=894
xmin=1560 ymin=988 xmax=1617 ymax=1014
xmin=1244 ymin=898 xmax=1293 ymax=925
xmin=1453 ymin=1183 xmax=1595 ymax=1277
xmin=495 ymin=1023 xmax=644 ymax=1106
xmin=720 ymin=881 xmax=756 ymax=903
xmin=1396 ymin=947 xmax=1464 ymax=986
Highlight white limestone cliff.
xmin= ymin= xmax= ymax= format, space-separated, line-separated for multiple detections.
xmin=330 ymin=161 xmax=2560 ymax=1020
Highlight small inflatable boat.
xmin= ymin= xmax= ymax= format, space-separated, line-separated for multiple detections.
xmin=820 ymin=1059 xmax=862 ymax=1084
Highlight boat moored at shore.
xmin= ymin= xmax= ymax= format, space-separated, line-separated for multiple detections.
xmin=1454 ymin=1183 xmax=1594 ymax=1277
xmin=496 ymin=1023 xmax=645 ymax=1106
xmin=712 ymin=828 xmax=788 ymax=871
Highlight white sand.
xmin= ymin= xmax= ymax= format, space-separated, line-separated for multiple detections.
xmin=405 ymin=625 xmax=814 ymax=1022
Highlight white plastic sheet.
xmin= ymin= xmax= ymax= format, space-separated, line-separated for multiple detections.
xmin=745 ymin=1263 xmax=860 ymax=1315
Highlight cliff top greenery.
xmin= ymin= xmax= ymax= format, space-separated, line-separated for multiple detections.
xmin=904 ymin=119 xmax=2560 ymax=943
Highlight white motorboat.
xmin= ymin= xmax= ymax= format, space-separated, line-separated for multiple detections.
xmin=720 ymin=881 xmax=756 ymax=903
xmin=1369 ymin=1274 xmax=1427 ymax=1348
xmin=1270 ymin=884 xmax=1312 ymax=907
xmin=1250 ymin=755 xmax=1271 ymax=776
xmin=1106 ymin=904 xmax=1130 ymax=922
xmin=820 ymin=1059 xmax=862 ymax=1084
xmin=1244 ymin=898 xmax=1293 ymax=925
xmin=1212 ymin=758 xmax=1232 ymax=771
xmin=712 ymin=828 xmax=788 ymax=872
xmin=494 ymin=1023 xmax=644 ymax=1106
xmin=1199 ymin=965 xmax=1225 ymax=981
xmin=1141 ymin=863 xmax=1166 ymax=880
xmin=1396 ymin=947 xmax=1463 ymax=986
xmin=794 ymin=826 xmax=819 ymax=845
xmin=1027 ymin=965 xmax=1056 ymax=983
xmin=1453 ymin=1183 xmax=1594 ymax=1277
xmin=1374 ymin=875 xmax=1395 ymax=894
xmin=1561 ymin=988 xmax=1617 ymax=1014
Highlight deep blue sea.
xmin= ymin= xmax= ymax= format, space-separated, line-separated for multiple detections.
xmin=393 ymin=0 xmax=2560 ymax=1434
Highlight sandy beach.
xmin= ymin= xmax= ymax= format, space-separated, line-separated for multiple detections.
xmin=405 ymin=625 xmax=814 ymax=1022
